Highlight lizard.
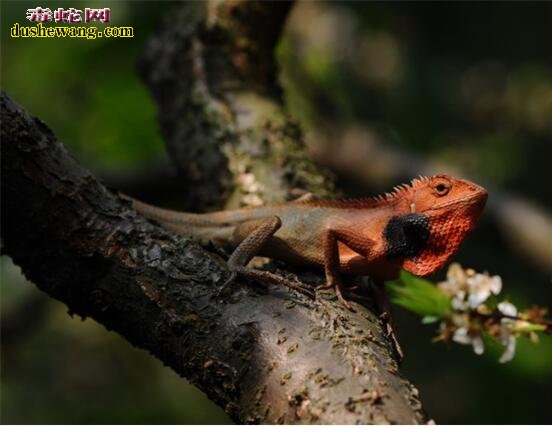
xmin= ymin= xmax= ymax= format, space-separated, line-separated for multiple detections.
xmin=122 ymin=174 xmax=488 ymax=311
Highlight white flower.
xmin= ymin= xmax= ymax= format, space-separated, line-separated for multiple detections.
xmin=439 ymin=264 xmax=503 ymax=312
xmin=472 ymin=335 xmax=485 ymax=355
xmin=451 ymin=294 xmax=469 ymax=311
xmin=499 ymin=334 xmax=516 ymax=363
xmin=453 ymin=326 xmax=485 ymax=355
xmin=438 ymin=263 xmax=468 ymax=297
xmin=466 ymin=273 xmax=502 ymax=308
xmin=452 ymin=326 xmax=470 ymax=344
xmin=497 ymin=301 xmax=517 ymax=317
xmin=497 ymin=302 xmax=519 ymax=363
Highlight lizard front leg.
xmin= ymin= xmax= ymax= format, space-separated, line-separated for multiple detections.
xmin=320 ymin=230 xmax=403 ymax=358
xmin=220 ymin=216 xmax=314 ymax=299
xmin=319 ymin=229 xmax=355 ymax=310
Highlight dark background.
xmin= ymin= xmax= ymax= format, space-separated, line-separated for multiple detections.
xmin=2 ymin=1 xmax=551 ymax=424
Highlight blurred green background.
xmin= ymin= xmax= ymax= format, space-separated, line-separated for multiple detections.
xmin=2 ymin=1 xmax=551 ymax=424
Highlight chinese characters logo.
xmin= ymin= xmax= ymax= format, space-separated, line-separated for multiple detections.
xmin=26 ymin=7 xmax=110 ymax=23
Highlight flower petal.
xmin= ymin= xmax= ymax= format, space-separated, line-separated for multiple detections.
xmin=498 ymin=301 xmax=518 ymax=317
xmin=452 ymin=327 xmax=471 ymax=345
xmin=447 ymin=263 xmax=467 ymax=285
xmin=452 ymin=296 xmax=468 ymax=311
xmin=499 ymin=335 xmax=516 ymax=363
xmin=490 ymin=276 xmax=502 ymax=295
xmin=472 ymin=335 xmax=485 ymax=355
xmin=468 ymin=290 xmax=491 ymax=309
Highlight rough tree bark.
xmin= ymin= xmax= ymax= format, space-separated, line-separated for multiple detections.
xmin=1 ymin=1 xmax=428 ymax=424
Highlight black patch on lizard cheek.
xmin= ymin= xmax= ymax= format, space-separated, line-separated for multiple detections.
xmin=384 ymin=213 xmax=430 ymax=259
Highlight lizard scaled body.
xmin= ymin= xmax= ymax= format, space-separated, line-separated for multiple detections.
xmin=124 ymin=174 xmax=487 ymax=307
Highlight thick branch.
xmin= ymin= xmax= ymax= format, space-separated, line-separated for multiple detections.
xmin=138 ymin=1 xmax=335 ymax=211
xmin=1 ymin=91 xmax=427 ymax=424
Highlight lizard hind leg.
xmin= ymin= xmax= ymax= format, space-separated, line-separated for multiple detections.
xmin=218 ymin=216 xmax=314 ymax=299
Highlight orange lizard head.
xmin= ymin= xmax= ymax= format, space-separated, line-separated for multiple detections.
xmin=383 ymin=174 xmax=487 ymax=277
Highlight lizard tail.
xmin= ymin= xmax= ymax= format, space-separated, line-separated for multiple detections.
xmin=119 ymin=193 xmax=217 ymax=227
xmin=119 ymin=193 xmax=264 ymax=246
xmin=119 ymin=193 xmax=270 ymax=227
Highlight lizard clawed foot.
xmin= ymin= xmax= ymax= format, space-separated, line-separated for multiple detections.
xmin=217 ymin=271 xmax=238 ymax=296
xmin=380 ymin=312 xmax=404 ymax=362
xmin=335 ymin=284 xmax=356 ymax=312
xmin=373 ymin=284 xmax=404 ymax=362
xmin=316 ymin=281 xmax=356 ymax=312
xmin=221 ymin=266 xmax=315 ymax=299
xmin=276 ymin=277 xmax=315 ymax=300
xmin=315 ymin=281 xmax=334 ymax=291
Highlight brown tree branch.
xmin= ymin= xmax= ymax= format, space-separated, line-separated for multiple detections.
xmin=1 ymin=91 xmax=427 ymax=424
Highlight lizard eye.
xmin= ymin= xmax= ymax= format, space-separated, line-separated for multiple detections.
xmin=433 ymin=181 xmax=451 ymax=196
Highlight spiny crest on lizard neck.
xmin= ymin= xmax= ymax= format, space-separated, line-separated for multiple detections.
xmin=369 ymin=174 xmax=430 ymax=204
xmin=297 ymin=175 xmax=427 ymax=209
xmin=301 ymin=174 xmax=484 ymax=211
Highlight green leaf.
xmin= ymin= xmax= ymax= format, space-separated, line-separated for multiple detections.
xmin=385 ymin=270 xmax=451 ymax=318
xmin=422 ymin=315 xmax=440 ymax=324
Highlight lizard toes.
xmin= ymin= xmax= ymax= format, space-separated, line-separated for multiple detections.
xmin=315 ymin=282 xmax=334 ymax=292
xmin=336 ymin=287 xmax=356 ymax=312
xmin=285 ymin=278 xmax=315 ymax=300
xmin=299 ymin=286 xmax=316 ymax=300
xmin=216 ymin=271 xmax=237 ymax=296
